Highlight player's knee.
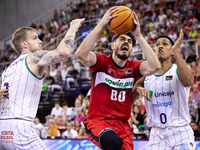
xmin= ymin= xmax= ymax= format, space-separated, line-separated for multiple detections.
xmin=99 ymin=129 xmax=123 ymax=150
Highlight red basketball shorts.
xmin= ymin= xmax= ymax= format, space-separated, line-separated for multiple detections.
xmin=84 ymin=118 xmax=133 ymax=150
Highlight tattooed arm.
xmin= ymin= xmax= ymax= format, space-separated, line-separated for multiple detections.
xmin=29 ymin=18 xmax=85 ymax=66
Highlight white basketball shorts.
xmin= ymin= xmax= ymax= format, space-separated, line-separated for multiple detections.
xmin=148 ymin=124 xmax=195 ymax=150
xmin=0 ymin=119 xmax=48 ymax=150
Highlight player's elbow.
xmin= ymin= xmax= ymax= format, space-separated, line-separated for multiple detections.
xmin=153 ymin=63 xmax=161 ymax=72
xmin=76 ymin=51 xmax=82 ymax=60
xmin=182 ymin=76 xmax=194 ymax=87
xmin=148 ymin=62 xmax=161 ymax=73
xmin=76 ymin=50 xmax=88 ymax=63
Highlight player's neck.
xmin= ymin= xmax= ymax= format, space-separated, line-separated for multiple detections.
xmin=156 ymin=60 xmax=172 ymax=75
xmin=21 ymin=48 xmax=32 ymax=54
xmin=112 ymin=55 xmax=126 ymax=68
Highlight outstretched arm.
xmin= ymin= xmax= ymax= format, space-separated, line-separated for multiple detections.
xmin=131 ymin=13 xmax=161 ymax=76
xmin=29 ymin=18 xmax=85 ymax=66
xmin=173 ymin=29 xmax=194 ymax=87
xmin=76 ymin=6 xmax=119 ymax=67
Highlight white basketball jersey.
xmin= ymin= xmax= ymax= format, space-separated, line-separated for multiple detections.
xmin=144 ymin=64 xmax=190 ymax=128
xmin=0 ymin=54 xmax=43 ymax=121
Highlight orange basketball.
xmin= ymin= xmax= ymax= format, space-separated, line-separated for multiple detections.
xmin=108 ymin=6 xmax=135 ymax=35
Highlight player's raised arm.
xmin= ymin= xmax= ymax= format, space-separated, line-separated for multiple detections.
xmin=29 ymin=18 xmax=85 ymax=66
xmin=131 ymin=13 xmax=161 ymax=76
xmin=76 ymin=6 xmax=119 ymax=67
xmin=172 ymin=29 xmax=194 ymax=87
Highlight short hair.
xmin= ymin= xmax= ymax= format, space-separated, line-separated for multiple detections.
xmin=62 ymin=102 xmax=68 ymax=106
xmin=190 ymin=121 xmax=198 ymax=125
xmin=111 ymin=32 xmax=136 ymax=47
xmin=54 ymin=100 xmax=60 ymax=105
xmin=156 ymin=35 xmax=174 ymax=46
xmin=11 ymin=27 xmax=35 ymax=54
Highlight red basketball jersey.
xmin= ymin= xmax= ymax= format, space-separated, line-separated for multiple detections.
xmin=87 ymin=53 xmax=142 ymax=121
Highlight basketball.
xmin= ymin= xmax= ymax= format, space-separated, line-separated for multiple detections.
xmin=109 ymin=6 xmax=135 ymax=35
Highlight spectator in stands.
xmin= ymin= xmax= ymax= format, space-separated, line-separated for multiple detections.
xmin=50 ymin=71 xmax=63 ymax=94
xmin=54 ymin=116 xmax=63 ymax=126
xmin=65 ymin=64 xmax=80 ymax=88
xmin=176 ymin=19 xmax=184 ymax=32
xmin=61 ymin=118 xmax=68 ymax=127
xmin=64 ymin=10 xmax=70 ymax=21
xmin=46 ymin=101 xmax=62 ymax=119
xmin=61 ymin=102 xmax=73 ymax=121
xmin=74 ymin=108 xmax=86 ymax=122
xmin=186 ymin=49 xmax=197 ymax=64
xmin=187 ymin=10 xmax=196 ymax=22
xmin=192 ymin=18 xmax=199 ymax=30
xmin=50 ymin=65 xmax=57 ymax=78
xmin=39 ymin=22 xmax=46 ymax=41
xmin=131 ymin=105 xmax=144 ymax=129
xmin=184 ymin=19 xmax=191 ymax=32
xmin=58 ymin=22 xmax=63 ymax=32
xmin=46 ymin=119 xmax=61 ymax=138
xmin=59 ymin=9 xmax=65 ymax=22
xmin=188 ymin=93 xmax=198 ymax=122
xmin=189 ymin=27 xmax=198 ymax=39
xmin=61 ymin=64 xmax=69 ymax=80
xmin=62 ymin=21 xmax=69 ymax=31
xmin=72 ymin=99 xmax=83 ymax=118
xmin=66 ymin=64 xmax=80 ymax=79
xmin=74 ymin=120 xmax=84 ymax=136
xmin=35 ymin=25 xmax=42 ymax=38
xmin=158 ymin=0 xmax=167 ymax=11
xmin=82 ymin=96 xmax=90 ymax=113
xmin=135 ymin=98 xmax=146 ymax=116
xmin=146 ymin=33 xmax=154 ymax=44
xmin=53 ymin=10 xmax=59 ymax=22
xmin=190 ymin=121 xmax=200 ymax=137
xmin=173 ymin=7 xmax=180 ymax=17
xmin=62 ymin=122 xmax=78 ymax=139
xmin=158 ymin=9 xmax=167 ymax=26
xmin=34 ymin=117 xmax=46 ymax=138
xmin=45 ymin=69 xmax=55 ymax=85
xmin=192 ymin=83 xmax=200 ymax=123
xmin=8 ymin=51 xmax=18 ymax=62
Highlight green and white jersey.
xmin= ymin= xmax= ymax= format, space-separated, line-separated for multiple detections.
xmin=144 ymin=64 xmax=190 ymax=128
xmin=0 ymin=54 xmax=43 ymax=121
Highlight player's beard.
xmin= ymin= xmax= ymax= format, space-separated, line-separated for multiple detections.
xmin=116 ymin=51 xmax=130 ymax=60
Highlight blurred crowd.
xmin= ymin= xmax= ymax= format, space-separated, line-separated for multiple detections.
xmin=1 ymin=0 xmax=200 ymax=140
xmin=34 ymin=94 xmax=89 ymax=139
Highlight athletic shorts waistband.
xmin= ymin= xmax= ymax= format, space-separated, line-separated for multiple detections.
xmin=152 ymin=124 xmax=189 ymax=130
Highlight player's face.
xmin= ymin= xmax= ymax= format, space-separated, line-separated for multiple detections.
xmin=155 ymin=38 xmax=173 ymax=62
xmin=25 ymin=31 xmax=42 ymax=52
xmin=67 ymin=123 xmax=73 ymax=130
xmin=112 ymin=35 xmax=133 ymax=60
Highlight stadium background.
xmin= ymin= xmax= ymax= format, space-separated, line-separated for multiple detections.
xmin=1 ymin=0 xmax=200 ymax=149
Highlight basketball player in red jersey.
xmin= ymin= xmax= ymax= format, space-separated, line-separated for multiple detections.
xmin=76 ymin=6 xmax=161 ymax=150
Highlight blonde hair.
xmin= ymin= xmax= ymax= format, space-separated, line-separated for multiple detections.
xmin=11 ymin=27 xmax=35 ymax=53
